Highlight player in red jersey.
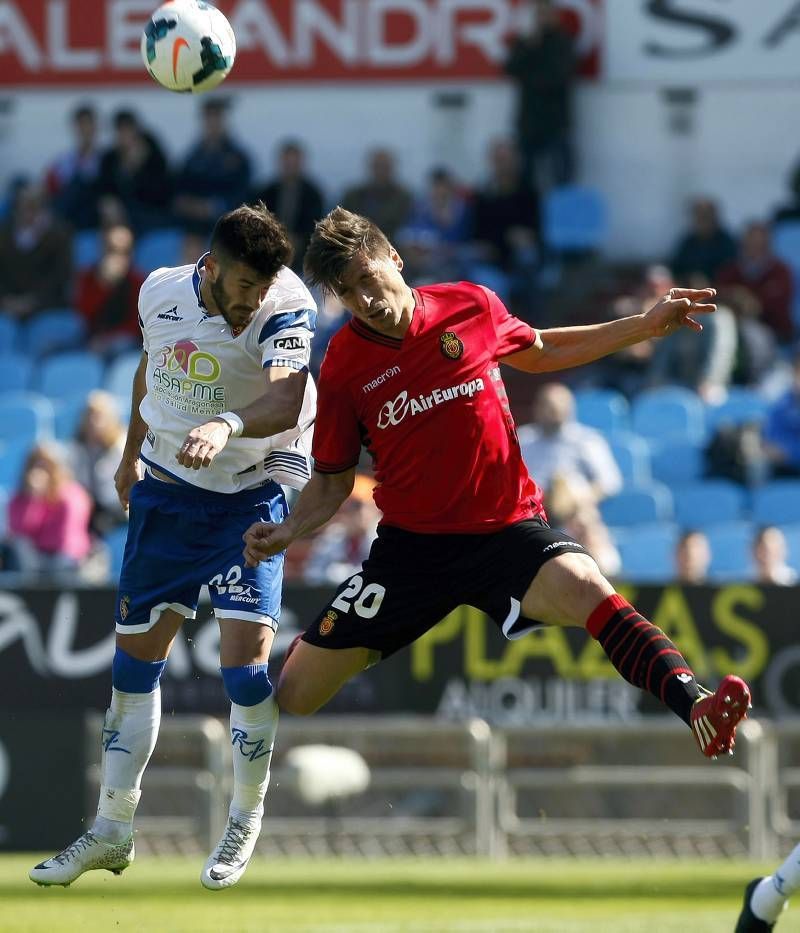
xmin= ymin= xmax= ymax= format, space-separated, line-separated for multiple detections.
xmin=243 ymin=206 xmax=750 ymax=757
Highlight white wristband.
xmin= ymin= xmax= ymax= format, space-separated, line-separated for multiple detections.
xmin=217 ymin=411 xmax=244 ymax=438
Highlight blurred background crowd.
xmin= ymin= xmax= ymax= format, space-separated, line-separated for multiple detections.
xmin=1 ymin=0 xmax=800 ymax=590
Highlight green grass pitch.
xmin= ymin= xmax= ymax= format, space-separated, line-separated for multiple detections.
xmin=0 ymin=856 xmax=776 ymax=932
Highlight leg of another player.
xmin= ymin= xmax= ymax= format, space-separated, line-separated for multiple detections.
xmin=277 ymin=641 xmax=374 ymax=716
xmin=201 ymin=619 xmax=277 ymax=890
xmin=519 ymin=552 xmax=751 ymax=757
xmin=736 ymin=841 xmax=800 ymax=931
xmin=29 ymin=609 xmax=183 ymax=887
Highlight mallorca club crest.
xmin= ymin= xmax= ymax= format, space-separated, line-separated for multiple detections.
xmin=119 ymin=595 xmax=131 ymax=621
xmin=439 ymin=331 xmax=463 ymax=360
xmin=319 ymin=610 xmax=337 ymax=636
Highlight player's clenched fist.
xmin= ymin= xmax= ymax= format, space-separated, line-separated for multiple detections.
xmin=243 ymin=522 xmax=294 ymax=567
xmin=176 ymin=418 xmax=233 ymax=470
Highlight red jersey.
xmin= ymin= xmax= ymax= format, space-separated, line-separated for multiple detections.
xmin=313 ymin=282 xmax=545 ymax=533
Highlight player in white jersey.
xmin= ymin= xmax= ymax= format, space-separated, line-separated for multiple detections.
xmin=30 ymin=204 xmax=316 ymax=891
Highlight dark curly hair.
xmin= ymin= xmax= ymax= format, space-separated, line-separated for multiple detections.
xmin=210 ymin=202 xmax=293 ymax=280
xmin=304 ymin=206 xmax=392 ymax=293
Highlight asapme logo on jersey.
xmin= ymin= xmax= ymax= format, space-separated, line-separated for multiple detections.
xmin=151 ymin=340 xmax=226 ymax=416
xmin=377 ymin=377 xmax=485 ymax=429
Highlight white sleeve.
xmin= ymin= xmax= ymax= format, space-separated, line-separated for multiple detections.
xmin=257 ymin=279 xmax=317 ymax=372
xmin=137 ymin=270 xmax=163 ymax=355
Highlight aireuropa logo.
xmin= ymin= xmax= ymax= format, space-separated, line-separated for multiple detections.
xmin=376 ymin=377 xmax=485 ymax=430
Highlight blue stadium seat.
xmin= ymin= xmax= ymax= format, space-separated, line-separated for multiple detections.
xmin=752 ymin=481 xmax=800 ymax=526
xmin=781 ymin=524 xmax=800 ymax=571
xmin=53 ymin=395 xmax=89 ymax=441
xmin=631 ymin=387 xmax=706 ymax=445
xmin=543 ymin=185 xmax=608 ymax=253
xmin=74 ymin=230 xmax=101 ymax=270
xmin=612 ymin=524 xmax=679 ymax=583
xmin=650 ymin=440 xmax=705 ymax=485
xmin=609 ymin=432 xmax=652 ymax=486
xmin=0 ymin=438 xmax=30 ymax=490
xmin=672 ymin=480 xmax=747 ymax=528
xmin=21 ymin=308 xmax=87 ymax=357
xmin=134 ymin=228 xmax=184 ymax=273
xmin=704 ymin=521 xmax=753 ymax=581
xmin=0 ymin=392 xmax=54 ymax=445
xmin=574 ymin=388 xmax=629 ymax=434
xmin=105 ymin=350 xmax=142 ymax=400
xmin=707 ymin=387 xmax=769 ymax=430
xmin=105 ymin=525 xmax=130 ymax=579
xmin=36 ymin=352 xmax=104 ymax=401
xmin=0 ymin=353 xmax=33 ymax=393
xmin=600 ymin=483 xmax=673 ymax=527
xmin=0 ymin=316 xmax=19 ymax=353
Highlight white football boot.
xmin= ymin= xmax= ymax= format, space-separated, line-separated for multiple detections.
xmin=200 ymin=815 xmax=260 ymax=890
xmin=29 ymin=831 xmax=134 ymax=886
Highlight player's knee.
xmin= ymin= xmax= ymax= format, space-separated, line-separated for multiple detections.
xmin=112 ymin=647 xmax=167 ymax=693
xmin=220 ymin=662 xmax=272 ymax=706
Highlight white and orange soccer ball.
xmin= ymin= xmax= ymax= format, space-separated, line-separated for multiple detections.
xmin=141 ymin=1 xmax=236 ymax=94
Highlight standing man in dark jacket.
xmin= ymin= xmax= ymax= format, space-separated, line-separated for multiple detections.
xmin=504 ymin=0 xmax=576 ymax=189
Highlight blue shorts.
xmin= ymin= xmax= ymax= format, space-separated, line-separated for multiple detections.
xmin=114 ymin=473 xmax=287 ymax=634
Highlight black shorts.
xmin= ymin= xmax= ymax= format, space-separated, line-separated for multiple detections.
xmin=301 ymin=518 xmax=588 ymax=660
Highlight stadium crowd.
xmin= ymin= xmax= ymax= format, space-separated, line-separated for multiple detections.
xmin=1 ymin=95 xmax=800 ymax=587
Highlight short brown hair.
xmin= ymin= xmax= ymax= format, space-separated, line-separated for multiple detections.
xmin=304 ymin=206 xmax=391 ymax=293
xmin=210 ymin=202 xmax=293 ymax=280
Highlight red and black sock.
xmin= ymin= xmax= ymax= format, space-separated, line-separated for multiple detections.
xmin=587 ymin=594 xmax=700 ymax=724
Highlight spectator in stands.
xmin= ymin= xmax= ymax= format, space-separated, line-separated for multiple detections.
xmin=763 ymin=349 xmax=800 ymax=477
xmin=674 ymin=530 xmax=711 ymax=585
xmin=670 ymin=198 xmax=737 ymax=283
xmin=752 ymin=526 xmax=798 ymax=585
xmin=503 ymin=0 xmax=576 ymax=188
xmin=717 ymin=221 xmax=795 ymax=345
xmin=45 ymin=103 xmax=102 ymax=231
xmin=564 ymin=505 xmax=622 ymax=579
xmin=587 ymin=294 xmax=655 ymax=399
xmin=518 ymin=383 xmax=622 ymax=509
xmin=302 ymin=474 xmax=380 ymax=585
xmin=0 ymin=183 xmax=73 ymax=319
xmin=251 ymin=139 xmax=323 ymax=274
xmin=173 ymin=97 xmax=251 ymax=253
xmin=6 ymin=443 xmax=93 ymax=576
xmin=69 ymin=391 xmax=128 ymax=537
xmin=396 ymin=166 xmax=471 ymax=284
xmin=75 ymin=224 xmax=146 ymax=354
xmin=717 ymin=284 xmax=780 ymax=389
xmin=98 ymin=109 xmax=172 ymax=233
xmin=341 ymin=148 xmax=413 ymax=244
xmin=467 ymin=138 xmax=540 ymax=309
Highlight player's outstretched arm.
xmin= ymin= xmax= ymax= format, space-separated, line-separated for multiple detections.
xmin=503 ymin=287 xmax=716 ymax=374
xmin=114 ymin=351 xmax=148 ymax=509
xmin=243 ymin=467 xmax=356 ymax=567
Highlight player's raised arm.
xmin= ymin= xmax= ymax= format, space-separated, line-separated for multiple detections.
xmin=503 ymin=286 xmax=716 ymax=374
xmin=243 ymin=467 xmax=356 ymax=566
xmin=114 ymin=350 xmax=148 ymax=508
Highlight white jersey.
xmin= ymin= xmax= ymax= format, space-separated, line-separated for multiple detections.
xmin=138 ymin=256 xmax=317 ymax=494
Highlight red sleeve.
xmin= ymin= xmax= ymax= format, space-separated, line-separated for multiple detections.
xmin=312 ymin=359 xmax=362 ymax=474
xmin=477 ymin=285 xmax=537 ymax=357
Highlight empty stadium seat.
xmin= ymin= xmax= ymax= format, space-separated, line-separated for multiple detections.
xmin=21 ymin=308 xmax=87 ymax=357
xmin=612 ymin=524 xmax=679 ymax=583
xmin=36 ymin=352 xmax=104 ymax=401
xmin=599 ymin=483 xmax=673 ymax=527
xmin=0 ymin=392 xmax=54 ymax=445
xmin=134 ymin=228 xmax=185 ymax=273
xmin=752 ymin=481 xmax=800 ymax=526
xmin=0 ymin=316 xmax=19 ymax=353
xmin=650 ymin=440 xmax=705 ymax=485
xmin=631 ymin=387 xmax=706 ymax=445
xmin=609 ymin=432 xmax=652 ymax=486
xmin=574 ymin=388 xmax=629 ymax=434
xmin=704 ymin=521 xmax=753 ymax=581
xmin=543 ymin=185 xmax=608 ymax=252
xmin=53 ymin=396 xmax=89 ymax=441
xmin=0 ymin=438 xmax=30 ymax=490
xmin=74 ymin=229 xmax=101 ymax=270
xmin=105 ymin=350 xmax=142 ymax=400
xmin=672 ymin=480 xmax=747 ymax=529
xmin=707 ymin=387 xmax=769 ymax=429
xmin=0 ymin=353 xmax=33 ymax=393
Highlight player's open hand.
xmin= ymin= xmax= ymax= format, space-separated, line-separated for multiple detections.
xmin=644 ymin=286 xmax=716 ymax=337
xmin=176 ymin=419 xmax=232 ymax=470
xmin=243 ymin=521 xmax=294 ymax=567
xmin=114 ymin=456 xmax=144 ymax=510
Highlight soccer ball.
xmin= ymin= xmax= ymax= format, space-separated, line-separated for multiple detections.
xmin=141 ymin=1 xmax=236 ymax=94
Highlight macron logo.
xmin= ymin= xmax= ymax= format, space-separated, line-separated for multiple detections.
xmin=363 ymin=366 xmax=401 ymax=394
xmin=157 ymin=305 xmax=183 ymax=321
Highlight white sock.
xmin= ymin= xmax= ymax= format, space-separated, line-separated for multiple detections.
xmin=228 ymin=694 xmax=278 ymax=824
xmin=92 ymin=687 xmax=161 ymax=842
xmin=751 ymin=841 xmax=800 ymax=922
